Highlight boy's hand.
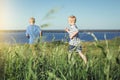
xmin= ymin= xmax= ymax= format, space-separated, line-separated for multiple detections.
xmin=26 ymin=34 xmax=30 ymax=39
xmin=26 ymin=35 xmax=30 ymax=39
xmin=65 ymin=27 xmax=69 ymax=32
xmin=70 ymin=35 xmax=73 ymax=39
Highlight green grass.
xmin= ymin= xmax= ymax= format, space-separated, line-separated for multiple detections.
xmin=0 ymin=38 xmax=120 ymax=80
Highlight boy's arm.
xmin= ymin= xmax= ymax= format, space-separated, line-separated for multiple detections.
xmin=65 ymin=28 xmax=70 ymax=33
xmin=26 ymin=27 xmax=30 ymax=39
xmin=38 ymin=26 xmax=42 ymax=37
xmin=70 ymin=31 xmax=78 ymax=39
xmin=40 ymin=31 xmax=42 ymax=37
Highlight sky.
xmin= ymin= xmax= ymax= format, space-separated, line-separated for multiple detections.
xmin=0 ymin=0 xmax=120 ymax=30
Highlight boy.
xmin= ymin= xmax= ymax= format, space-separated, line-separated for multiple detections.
xmin=65 ymin=15 xmax=87 ymax=64
xmin=26 ymin=17 xmax=42 ymax=44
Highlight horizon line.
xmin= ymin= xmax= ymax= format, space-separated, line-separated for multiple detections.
xmin=0 ymin=29 xmax=120 ymax=32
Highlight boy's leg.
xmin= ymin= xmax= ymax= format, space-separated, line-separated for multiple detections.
xmin=68 ymin=45 xmax=74 ymax=59
xmin=77 ymin=46 xmax=87 ymax=64
xmin=78 ymin=51 xmax=87 ymax=64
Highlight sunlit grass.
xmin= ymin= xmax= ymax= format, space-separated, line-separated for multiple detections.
xmin=0 ymin=37 xmax=120 ymax=80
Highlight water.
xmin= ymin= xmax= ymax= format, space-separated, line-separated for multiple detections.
xmin=0 ymin=30 xmax=120 ymax=44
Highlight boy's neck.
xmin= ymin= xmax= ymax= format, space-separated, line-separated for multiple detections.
xmin=30 ymin=23 xmax=34 ymax=25
xmin=70 ymin=24 xmax=75 ymax=26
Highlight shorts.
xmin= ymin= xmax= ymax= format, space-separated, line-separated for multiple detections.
xmin=68 ymin=45 xmax=82 ymax=53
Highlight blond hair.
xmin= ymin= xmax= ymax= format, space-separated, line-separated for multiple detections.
xmin=30 ymin=17 xmax=35 ymax=23
xmin=68 ymin=15 xmax=76 ymax=23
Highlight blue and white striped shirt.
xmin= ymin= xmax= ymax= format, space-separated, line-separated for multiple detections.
xmin=68 ymin=25 xmax=81 ymax=46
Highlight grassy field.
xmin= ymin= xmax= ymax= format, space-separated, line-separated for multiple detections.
xmin=0 ymin=37 xmax=120 ymax=80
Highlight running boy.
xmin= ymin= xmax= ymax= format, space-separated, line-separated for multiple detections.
xmin=26 ymin=17 xmax=42 ymax=44
xmin=65 ymin=15 xmax=87 ymax=64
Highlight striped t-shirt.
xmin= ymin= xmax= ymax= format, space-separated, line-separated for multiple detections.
xmin=68 ymin=25 xmax=81 ymax=46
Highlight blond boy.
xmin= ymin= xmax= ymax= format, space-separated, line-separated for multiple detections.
xmin=65 ymin=15 xmax=87 ymax=64
xmin=26 ymin=17 xmax=41 ymax=44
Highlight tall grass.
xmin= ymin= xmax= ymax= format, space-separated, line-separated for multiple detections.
xmin=0 ymin=37 xmax=120 ymax=80
xmin=87 ymin=33 xmax=120 ymax=80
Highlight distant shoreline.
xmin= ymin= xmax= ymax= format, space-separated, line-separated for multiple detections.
xmin=0 ymin=29 xmax=120 ymax=32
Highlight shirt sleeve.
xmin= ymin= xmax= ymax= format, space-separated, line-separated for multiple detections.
xmin=73 ymin=26 xmax=79 ymax=32
xmin=37 ymin=26 xmax=41 ymax=33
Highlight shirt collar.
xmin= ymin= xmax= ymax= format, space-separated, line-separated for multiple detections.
xmin=70 ymin=24 xmax=76 ymax=28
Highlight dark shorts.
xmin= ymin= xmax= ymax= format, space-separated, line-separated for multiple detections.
xmin=68 ymin=45 xmax=82 ymax=53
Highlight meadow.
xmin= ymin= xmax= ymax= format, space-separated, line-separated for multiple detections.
xmin=0 ymin=37 xmax=120 ymax=80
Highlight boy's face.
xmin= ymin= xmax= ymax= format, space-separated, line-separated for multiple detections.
xmin=29 ymin=19 xmax=35 ymax=25
xmin=68 ymin=18 xmax=76 ymax=25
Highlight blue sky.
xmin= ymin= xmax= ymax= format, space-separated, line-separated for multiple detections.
xmin=0 ymin=0 xmax=120 ymax=30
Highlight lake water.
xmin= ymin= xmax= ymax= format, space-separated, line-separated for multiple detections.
xmin=0 ymin=30 xmax=120 ymax=44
